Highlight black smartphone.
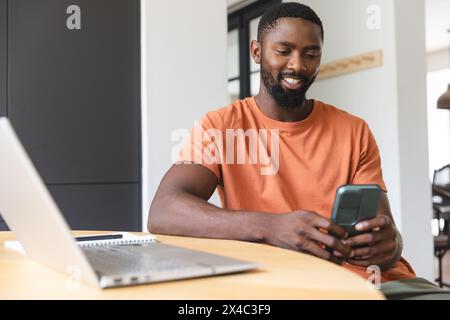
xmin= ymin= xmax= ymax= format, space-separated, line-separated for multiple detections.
xmin=331 ymin=184 xmax=382 ymax=237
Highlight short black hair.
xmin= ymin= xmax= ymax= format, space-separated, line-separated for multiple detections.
xmin=257 ymin=2 xmax=324 ymax=42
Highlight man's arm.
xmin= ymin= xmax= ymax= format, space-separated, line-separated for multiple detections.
xmin=341 ymin=192 xmax=403 ymax=271
xmin=148 ymin=163 xmax=352 ymax=263
xmin=148 ymin=163 xmax=268 ymax=242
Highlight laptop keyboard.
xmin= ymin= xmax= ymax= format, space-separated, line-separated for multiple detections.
xmin=82 ymin=245 xmax=206 ymax=276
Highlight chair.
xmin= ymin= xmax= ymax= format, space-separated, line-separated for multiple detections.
xmin=432 ymin=164 xmax=450 ymax=288
xmin=434 ymin=232 xmax=450 ymax=288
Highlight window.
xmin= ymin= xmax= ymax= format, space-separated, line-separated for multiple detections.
xmin=427 ymin=68 xmax=450 ymax=180
xmin=227 ymin=0 xmax=281 ymax=103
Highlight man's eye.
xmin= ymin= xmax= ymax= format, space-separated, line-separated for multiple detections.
xmin=276 ymin=49 xmax=289 ymax=55
xmin=306 ymin=52 xmax=320 ymax=58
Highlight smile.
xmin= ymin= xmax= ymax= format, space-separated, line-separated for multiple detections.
xmin=281 ymin=76 xmax=304 ymax=90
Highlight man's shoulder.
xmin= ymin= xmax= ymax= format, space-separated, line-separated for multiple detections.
xmin=316 ymin=100 xmax=368 ymax=128
xmin=203 ymin=98 xmax=253 ymax=127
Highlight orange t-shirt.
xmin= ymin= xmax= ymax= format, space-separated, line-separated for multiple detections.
xmin=179 ymin=97 xmax=415 ymax=282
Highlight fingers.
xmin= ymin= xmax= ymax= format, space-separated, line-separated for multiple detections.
xmin=326 ymin=222 xmax=349 ymax=239
xmin=355 ymin=215 xmax=390 ymax=233
xmin=298 ymin=238 xmax=344 ymax=265
xmin=344 ymin=227 xmax=395 ymax=248
xmin=344 ymin=231 xmax=383 ymax=247
xmin=307 ymin=228 xmax=352 ymax=258
xmin=352 ymin=242 xmax=396 ymax=258
xmin=350 ymin=239 xmax=397 ymax=259
xmin=290 ymin=211 xmax=354 ymax=263
xmin=306 ymin=212 xmax=348 ymax=239
xmin=347 ymin=252 xmax=393 ymax=267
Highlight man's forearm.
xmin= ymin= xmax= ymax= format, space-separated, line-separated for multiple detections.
xmin=148 ymin=191 xmax=267 ymax=243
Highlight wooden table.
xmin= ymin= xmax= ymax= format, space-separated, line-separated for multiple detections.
xmin=0 ymin=231 xmax=384 ymax=299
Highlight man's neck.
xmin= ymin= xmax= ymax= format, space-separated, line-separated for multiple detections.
xmin=254 ymin=86 xmax=313 ymax=123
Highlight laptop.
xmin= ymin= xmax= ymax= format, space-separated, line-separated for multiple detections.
xmin=0 ymin=117 xmax=258 ymax=288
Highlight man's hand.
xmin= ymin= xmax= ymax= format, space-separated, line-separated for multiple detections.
xmin=342 ymin=215 xmax=401 ymax=270
xmin=262 ymin=210 xmax=352 ymax=264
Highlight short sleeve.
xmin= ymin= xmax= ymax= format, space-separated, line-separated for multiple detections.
xmin=177 ymin=112 xmax=223 ymax=184
xmin=351 ymin=121 xmax=387 ymax=193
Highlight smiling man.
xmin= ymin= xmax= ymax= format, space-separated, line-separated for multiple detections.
xmin=148 ymin=2 xmax=417 ymax=286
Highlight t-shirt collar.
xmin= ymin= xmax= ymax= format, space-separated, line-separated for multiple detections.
xmin=247 ymin=96 xmax=319 ymax=132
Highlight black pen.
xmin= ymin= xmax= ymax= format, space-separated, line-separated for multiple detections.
xmin=75 ymin=234 xmax=123 ymax=242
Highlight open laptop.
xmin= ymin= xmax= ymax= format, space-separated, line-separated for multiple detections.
xmin=0 ymin=117 xmax=258 ymax=288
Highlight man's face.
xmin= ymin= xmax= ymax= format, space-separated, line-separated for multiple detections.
xmin=253 ymin=17 xmax=323 ymax=109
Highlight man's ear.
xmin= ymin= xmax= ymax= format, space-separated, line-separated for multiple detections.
xmin=250 ymin=40 xmax=261 ymax=65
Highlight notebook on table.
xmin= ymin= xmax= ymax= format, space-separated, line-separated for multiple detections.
xmin=4 ymin=232 xmax=157 ymax=254
xmin=0 ymin=117 xmax=258 ymax=288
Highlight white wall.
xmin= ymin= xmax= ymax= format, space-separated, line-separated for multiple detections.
xmin=394 ymin=0 xmax=434 ymax=281
xmin=288 ymin=0 xmax=433 ymax=280
xmin=428 ymin=48 xmax=450 ymax=72
xmin=141 ymin=0 xmax=228 ymax=230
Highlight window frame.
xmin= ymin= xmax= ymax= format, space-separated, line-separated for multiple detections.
xmin=227 ymin=0 xmax=281 ymax=99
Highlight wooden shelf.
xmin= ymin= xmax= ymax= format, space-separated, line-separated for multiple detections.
xmin=317 ymin=50 xmax=383 ymax=81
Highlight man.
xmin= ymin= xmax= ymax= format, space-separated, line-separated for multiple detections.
xmin=148 ymin=2 xmax=416 ymax=284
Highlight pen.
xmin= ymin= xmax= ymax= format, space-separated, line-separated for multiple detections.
xmin=75 ymin=234 xmax=123 ymax=242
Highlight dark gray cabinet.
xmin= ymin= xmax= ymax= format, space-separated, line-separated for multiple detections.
xmin=0 ymin=0 xmax=141 ymax=231
xmin=48 ymin=184 xmax=141 ymax=231
xmin=0 ymin=0 xmax=8 ymax=229
xmin=0 ymin=0 xmax=6 ymax=116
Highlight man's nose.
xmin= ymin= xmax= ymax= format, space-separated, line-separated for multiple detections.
xmin=287 ymin=53 xmax=307 ymax=73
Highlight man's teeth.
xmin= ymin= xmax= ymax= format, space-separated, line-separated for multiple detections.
xmin=283 ymin=77 xmax=301 ymax=85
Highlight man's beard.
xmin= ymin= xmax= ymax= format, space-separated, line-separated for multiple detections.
xmin=260 ymin=62 xmax=316 ymax=109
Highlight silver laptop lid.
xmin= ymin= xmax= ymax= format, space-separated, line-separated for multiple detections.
xmin=0 ymin=117 xmax=98 ymax=286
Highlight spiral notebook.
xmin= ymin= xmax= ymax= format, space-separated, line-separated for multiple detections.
xmin=4 ymin=232 xmax=157 ymax=254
